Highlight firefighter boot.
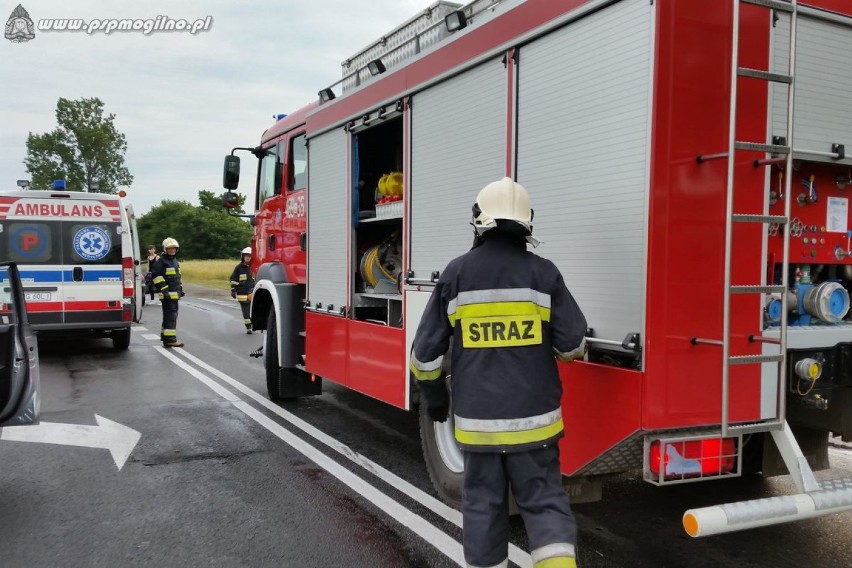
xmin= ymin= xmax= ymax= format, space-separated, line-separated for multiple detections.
xmin=164 ymin=341 xmax=185 ymax=348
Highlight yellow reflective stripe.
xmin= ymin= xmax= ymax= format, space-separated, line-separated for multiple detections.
xmin=229 ymin=281 xmax=239 ymax=286
xmin=236 ymin=295 xmax=250 ymax=302
xmin=243 ymin=319 xmax=251 ymax=324
xmin=165 ymin=268 xmax=177 ymax=275
xmin=409 ymin=360 xmax=442 ymax=381
xmin=448 ymin=301 xmax=550 ymax=327
xmin=455 ymin=417 xmax=563 ymax=446
xmin=153 ymin=276 xmax=166 ymax=283
xmin=461 ymin=315 xmax=542 ymax=348
xmin=532 ymin=543 xmax=576 ymax=565
xmin=168 ymin=292 xmax=180 ymax=300
xmin=162 ymin=329 xmax=176 ymax=337
xmin=535 ymin=557 xmax=575 ymax=568
xmin=239 ymin=274 xmax=247 ymax=281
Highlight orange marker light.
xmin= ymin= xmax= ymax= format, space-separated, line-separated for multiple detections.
xmin=683 ymin=513 xmax=700 ymax=537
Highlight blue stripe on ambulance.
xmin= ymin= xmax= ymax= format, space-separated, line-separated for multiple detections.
xmin=19 ymin=269 xmax=122 ymax=283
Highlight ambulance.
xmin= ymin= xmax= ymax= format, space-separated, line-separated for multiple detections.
xmin=0 ymin=188 xmax=142 ymax=350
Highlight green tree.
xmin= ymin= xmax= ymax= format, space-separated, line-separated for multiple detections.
xmin=24 ymin=97 xmax=133 ymax=192
xmin=198 ymin=189 xmax=247 ymax=214
xmin=138 ymin=191 xmax=253 ymax=260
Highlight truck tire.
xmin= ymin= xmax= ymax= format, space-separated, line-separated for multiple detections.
xmin=112 ymin=327 xmax=131 ymax=351
xmin=420 ymin=401 xmax=464 ymax=509
xmin=264 ymin=305 xmax=318 ymax=400
xmin=265 ymin=308 xmax=282 ymax=399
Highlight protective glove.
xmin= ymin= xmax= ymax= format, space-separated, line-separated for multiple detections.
xmin=179 ymin=290 xmax=186 ymax=297
xmin=231 ymin=290 xmax=237 ymax=299
xmin=427 ymin=403 xmax=449 ymax=423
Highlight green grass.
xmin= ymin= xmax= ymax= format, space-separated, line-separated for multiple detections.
xmin=179 ymin=259 xmax=237 ymax=290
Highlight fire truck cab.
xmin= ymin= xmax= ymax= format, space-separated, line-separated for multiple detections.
xmin=224 ymin=0 xmax=852 ymax=536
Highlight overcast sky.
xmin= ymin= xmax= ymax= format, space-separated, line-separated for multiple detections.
xmin=1 ymin=0 xmax=440 ymax=215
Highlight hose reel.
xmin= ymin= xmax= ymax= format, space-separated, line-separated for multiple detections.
xmin=359 ymin=232 xmax=401 ymax=292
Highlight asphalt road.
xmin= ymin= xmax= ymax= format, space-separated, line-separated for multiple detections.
xmin=1 ymin=283 xmax=850 ymax=567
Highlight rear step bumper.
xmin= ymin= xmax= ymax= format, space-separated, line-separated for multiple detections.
xmin=683 ymin=476 xmax=852 ymax=537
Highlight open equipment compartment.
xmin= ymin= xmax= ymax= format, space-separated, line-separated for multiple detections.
xmin=350 ymin=111 xmax=404 ymax=327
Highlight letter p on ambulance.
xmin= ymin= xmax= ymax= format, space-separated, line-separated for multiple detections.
xmin=21 ymin=232 xmax=39 ymax=252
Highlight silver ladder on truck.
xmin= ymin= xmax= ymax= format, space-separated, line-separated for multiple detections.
xmin=688 ymin=0 xmax=852 ymax=537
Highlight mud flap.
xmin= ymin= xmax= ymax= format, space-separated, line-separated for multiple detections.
xmin=278 ymin=368 xmax=322 ymax=398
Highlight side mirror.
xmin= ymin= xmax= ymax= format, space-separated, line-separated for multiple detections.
xmin=223 ymin=155 xmax=241 ymax=190
xmin=222 ymin=191 xmax=240 ymax=210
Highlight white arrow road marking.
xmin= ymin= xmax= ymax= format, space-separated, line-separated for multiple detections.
xmin=0 ymin=415 xmax=141 ymax=471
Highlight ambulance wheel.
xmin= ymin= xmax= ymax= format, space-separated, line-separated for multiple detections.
xmin=420 ymin=402 xmax=464 ymax=509
xmin=112 ymin=328 xmax=131 ymax=351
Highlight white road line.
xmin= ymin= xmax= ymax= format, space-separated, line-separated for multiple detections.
xmin=196 ymin=297 xmax=239 ymax=308
xmin=174 ymin=350 xmax=532 ymax=567
xmin=141 ymin=334 xmax=160 ymax=341
xmin=175 ymin=349 xmax=532 ymax=567
xmin=155 ymin=347 xmax=472 ymax=567
xmin=136 ymin=326 xmax=148 ymax=332
xmin=234 ymin=400 xmax=466 ymax=565
xmin=829 ymin=448 xmax=852 ymax=471
xmin=156 ymin=347 xmax=239 ymax=401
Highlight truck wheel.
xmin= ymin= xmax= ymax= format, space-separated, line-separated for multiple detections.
xmin=112 ymin=328 xmax=131 ymax=351
xmin=265 ymin=309 xmax=282 ymax=399
xmin=420 ymin=401 xmax=464 ymax=508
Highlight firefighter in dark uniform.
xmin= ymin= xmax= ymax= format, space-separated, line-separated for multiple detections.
xmin=229 ymin=246 xmax=255 ymax=334
xmin=151 ymin=237 xmax=185 ymax=348
xmin=409 ymin=177 xmax=588 ymax=568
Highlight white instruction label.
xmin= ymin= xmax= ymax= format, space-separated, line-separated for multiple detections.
xmin=827 ymin=196 xmax=848 ymax=233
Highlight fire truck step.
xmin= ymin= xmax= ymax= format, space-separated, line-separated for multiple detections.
xmin=734 ymin=141 xmax=790 ymax=154
xmin=728 ymin=354 xmax=784 ymax=365
xmin=725 ymin=420 xmax=784 ymax=434
xmin=741 ymin=0 xmax=795 ymax=12
xmin=732 ymin=214 xmax=788 ymax=224
xmin=737 ymin=67 xmax=792 ymax=84
xmin=730 ymin=285 xmax=786 ymax=294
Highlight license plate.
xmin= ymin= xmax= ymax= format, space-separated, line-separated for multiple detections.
xmin=25 ymin=292 xmax=52 ymax=302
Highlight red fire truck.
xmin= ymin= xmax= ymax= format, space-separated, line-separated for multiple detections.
xmin=222 ymin=0 xmax=852 ymax=536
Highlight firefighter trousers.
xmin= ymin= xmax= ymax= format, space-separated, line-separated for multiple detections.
xmin=160 ymin=299 xmax=179 ymax=345
xmin=462 ymin=445 xmax=577 ymax=568
xmin=239 ymin=300 xmax=251 ymax=330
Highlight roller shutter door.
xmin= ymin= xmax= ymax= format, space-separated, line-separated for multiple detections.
xmin=515 ymin=0 xmax=653 ymax=342
xmin=307 ymin=129 xmax=349 ymax=311
xmin=410 ymin=58 xmax=506 ymax=280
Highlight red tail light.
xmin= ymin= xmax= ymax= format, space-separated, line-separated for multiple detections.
xmin=122 ymin=257 xmax=134 ymax=297
xmin=649 ymin=438 xmax=737 ymax=478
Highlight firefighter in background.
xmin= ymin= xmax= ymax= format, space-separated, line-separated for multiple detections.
xmin=151 ymin=237 xmax=185 ymax=348
xmin=229 ymin=247 xmax=255 ymax=334
xmin=144 ymin=244 xmax=159 ymax=302
xmin=409 ymin=177 xmax=588 ymax=568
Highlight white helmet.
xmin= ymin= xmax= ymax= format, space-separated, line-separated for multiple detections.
xmin=472 ymin=177 xmax=540 ymax=246
xmin=241 ymin=247 xmax=252 ymax=255
xmin=162 ymin=237 xmax=179 ymax=249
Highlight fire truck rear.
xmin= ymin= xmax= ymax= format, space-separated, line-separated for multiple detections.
xmin=222 ymin=0 xmax=852 ymax=536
